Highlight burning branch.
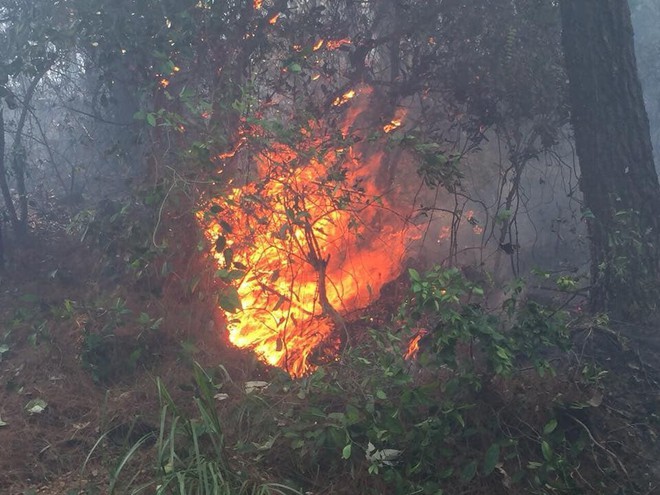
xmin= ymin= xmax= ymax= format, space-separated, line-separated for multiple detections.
xmin=198 ymin=89 xmax=415 ymax=376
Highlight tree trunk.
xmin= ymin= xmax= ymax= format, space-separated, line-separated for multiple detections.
xmin=11 ymin=66 xmax=52 ymax=236
xmin=0 ymin=107 xmax=20 ymax=233
xmin=560 ymin=0 xmax=660 ymax=319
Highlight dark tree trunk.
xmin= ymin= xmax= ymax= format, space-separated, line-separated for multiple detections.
xmin=560 ymin=0 xmax=660 ymax=319
xmin=11 ymin=66 xmax=51 ymax=236
xmin=0 ymin=108 xmax=20 ymax=233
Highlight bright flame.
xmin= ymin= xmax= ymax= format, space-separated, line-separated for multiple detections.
xmin=332 ymin=89 xmax=356 ymax=107
xmin=254 ymin=0 xmax=263 ymax=9
xmin=312 ymin=39 xmax=324 ymax=51
xmin=268 ymin=12 xmax=280 ymax=25
xmin=383 ymin=120 xmax=402 ymax=133
xmin=383 ymin=108 xmax=408 ymax=133
xmin=404 ymin=328 xmax=429 ymax=360
xmin=199 ymin=88 xmax=415 ymax=376
xmin=326 ymin=38 xmax=352 ymax=50
xmin=216 ymin=136 xmax=247 ymax=160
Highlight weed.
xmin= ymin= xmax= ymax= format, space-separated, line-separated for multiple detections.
xmin=85 ymin=266 xmax=628 ymax=494
xmin=80 ymin=298 xmax=162 ymax=383
xmin=92 ymin=363 xmax=301 ymax=495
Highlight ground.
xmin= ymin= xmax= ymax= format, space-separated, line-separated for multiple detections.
xmin=0 ymin=226 xmax=245 ymax=494
xmin=0 ymin=225 xmax=658 ymax=494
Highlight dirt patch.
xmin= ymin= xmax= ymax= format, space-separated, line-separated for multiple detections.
xmin=0 ymin=227 xmax=244 ymax=494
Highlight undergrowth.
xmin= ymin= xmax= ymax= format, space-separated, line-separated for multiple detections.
xmin=94 ymin=266 xmax=629 ymax=494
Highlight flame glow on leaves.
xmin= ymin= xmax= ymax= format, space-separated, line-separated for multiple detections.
xmin=199 ymin=89 xmax=415 ymax=376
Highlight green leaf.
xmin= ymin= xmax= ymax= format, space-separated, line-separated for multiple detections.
xmin=223 ymin=248 xmax=234 ymax=267
xmin=219 ymin=287 xmax=242 ymax=313
xmin=460 ymin=460 xmax=478 ymax=482
xmin=541 ymin=440 xmax=553 ymax=461
xmin=0 ymin=414 xmax=7 ymax=427
xmin=289 ymin=62 xmax=302 ymax=73
xmin=543 ymin=419 xmax=558 ymax=435
xmin=376 ymin=390 xmax=387 ymax=400
xmin=483 ymin=443 xmax=500 ymax=475
xmin=215 ymin=235 xmax=226 ymax=253
xmin=342 ymin=443 xmax=352 ymax=459
xmin=219 ymin=220 xmax=233 ymax=233
xmin=216 ymin=269 xmax=245 ymax=282
xmin=581 ymin=208 xmax=595 ymax=220
xmin=25 ymin=398 xmax=48 ymax=414
xmin=345 ymin=405 xmax=361 ymax=424
xmin=146 ymin=113 xmax=157 ymax=127
xmin=226 ymin=269 xmax=245 ymax=281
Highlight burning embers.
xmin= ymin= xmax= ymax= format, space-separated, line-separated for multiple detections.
xmin=199 ymin=89 xmax=415 ymax=376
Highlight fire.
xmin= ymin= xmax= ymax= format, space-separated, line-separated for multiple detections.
xmin=198 ymin=88 xmax=415 ymax=376
xmin=253 ymin=0 xmax=262 ymax=9
xmin=383 ymin=108 xmax=408 ymax=133
xmin=268 ymin=12 xmax=280 ymax=25
xmin=383 ymin=120 xmax=402 ymax=133
xmin=438 ymin=225 xmax=451 ymax=241
xmin=312 ymin=39 xmax=324 ymax=51
xmin=465 ymin=210 xmax=483 ymax=235
xmin=332 ymin=89 xmax=356 ymax=107
xmin=326 ymin=38 xmax=352 ymax=50
xmin=216 ymin=136 xmax=247 ymax=160
xmin=404 ymin=328 xmax=429 ymax=360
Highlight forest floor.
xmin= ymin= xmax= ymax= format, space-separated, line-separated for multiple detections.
xmin=0 ymin=225 xmax=659 ymax=494
xmin=0 ymin=225 xmax=253 ymax=494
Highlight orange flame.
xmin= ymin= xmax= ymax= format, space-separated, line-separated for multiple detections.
xmin=383 ymin=108 xmax=408 ymax=133
xmin=216 ymin=136 xmax=248 ymax=160
xmin=268 ymin=12 xmax=280 ymax=25
xmin=404 ymin=328 xmax=429 ymax=360
xmin=438 ymin=225 xmax=451 ymax=241
xmin=254 ymin=0 xmax=263 ymax=9
xmin=465 ymin=210 xmax=484 ymax=235
xmin=332 ymin=89 xmax=356 ymax=107
xmin=312 ymin=39 xmax=324 ymax=51
xmin=199 ymin=88 xmax=415 ymax=376
xmin=326 ymin=38 xmax=352 ymax=50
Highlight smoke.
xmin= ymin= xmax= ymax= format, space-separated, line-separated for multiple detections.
xmin=632 ymin=0 xmax=660 ymax=170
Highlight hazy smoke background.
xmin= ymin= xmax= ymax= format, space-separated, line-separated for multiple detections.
xmin=632 ymin=0 xmax=660 ymax=170
xmin=2 ymin=1 xmax=658 ymax=294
